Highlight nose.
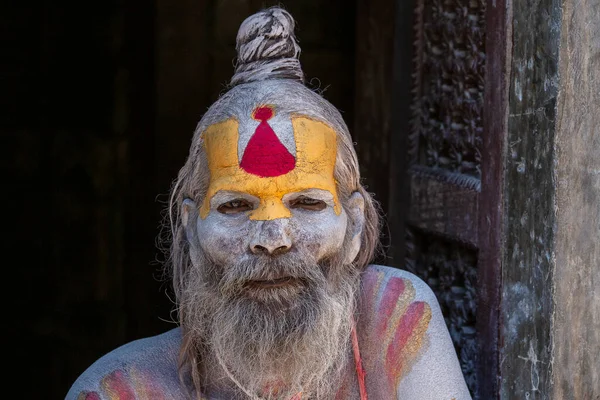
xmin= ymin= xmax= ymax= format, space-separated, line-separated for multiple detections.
xmin=250 ymin=219 xmax=292 ymax=255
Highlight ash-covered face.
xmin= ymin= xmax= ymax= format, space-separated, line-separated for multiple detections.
xmin=179 ymin=106 xmax=365 ymax=397
xmin=184 ymin=106 xmax=363 ymax=301
xmin=194 ymin=186 xmax=348 ymax=290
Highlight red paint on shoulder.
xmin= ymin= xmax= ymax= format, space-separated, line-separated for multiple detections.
xmin=101 ymin=370 xmax=136 ymax=400
xmin=240 ymin=106 xmax=295 ymax=177
xmin=78 ymin=392 xmax=101 ymax=400
xmin=376 ymin=277 xmax=406 ymax=336
xmin=385 ymin=301 xmax=427 ymax=369
xmin=361 ymin=270 xmax=383 ymax=302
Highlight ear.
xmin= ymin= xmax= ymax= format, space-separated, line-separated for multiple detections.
xmin=181 ymin=198 xmax=199 ymax=245
xmin=344 ymin=191 xmax=365 ymax=265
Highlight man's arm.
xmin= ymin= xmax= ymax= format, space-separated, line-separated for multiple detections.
xmin=391 ymin=268 xmax=472 ymax=400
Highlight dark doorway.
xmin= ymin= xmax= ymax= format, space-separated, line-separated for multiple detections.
xmin=5 ymin=1 xmax=357 ymax=398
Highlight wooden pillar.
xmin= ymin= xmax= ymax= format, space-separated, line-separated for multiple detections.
xmin=485 ymin=0 xmax=600 ymax=397
xmin=478 ymin=0 xmax=508 ymax=396
xmin=552 ymin=0 xmax=600 ymax=396
xmin=498 ymin=0 xmax=561 ymax=394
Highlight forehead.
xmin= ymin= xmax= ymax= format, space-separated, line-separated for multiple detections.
xmin=236 ymin=105 xmax=297 ymax=174
xmin=199 ymin=105 xmax=340 ymax=218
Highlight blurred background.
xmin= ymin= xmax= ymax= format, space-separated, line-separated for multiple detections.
xmin=4 ymin=0 xmax=407 ymax=398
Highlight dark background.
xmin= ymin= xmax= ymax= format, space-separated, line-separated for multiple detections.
xmin=4 ymin=1 xmax=399 ymax=398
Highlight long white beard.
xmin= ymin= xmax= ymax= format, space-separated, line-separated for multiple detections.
xmin=180 ymin=249 xmax=360 ymax=399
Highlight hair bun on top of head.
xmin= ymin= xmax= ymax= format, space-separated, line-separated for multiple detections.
xmin=230 ymin=7 xmax=304 ymax=87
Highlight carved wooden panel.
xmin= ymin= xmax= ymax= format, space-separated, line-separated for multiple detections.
xmin=408 ymin=0 xmax=486 ymax=397
xmin=411 ymin=0 xmax=486 ymax=178
xmin=408 ymin=165 xmax=480 ymax=247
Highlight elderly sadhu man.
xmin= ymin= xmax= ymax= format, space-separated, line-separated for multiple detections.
xmin=67 ymin=7 xmax=472 ymax=400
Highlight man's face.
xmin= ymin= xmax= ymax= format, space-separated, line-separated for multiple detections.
xmin=193 ymin=105 xmax=349 ymax=302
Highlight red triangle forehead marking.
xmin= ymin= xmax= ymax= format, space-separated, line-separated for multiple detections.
xmin=240 ymin=106 xmax=295 ymax=177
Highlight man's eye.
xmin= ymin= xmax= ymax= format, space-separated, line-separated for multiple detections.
xmin=290 ymin=197 xmax=326 ymax=211
xmin=217 ymin=199 xmax=253 ymax=214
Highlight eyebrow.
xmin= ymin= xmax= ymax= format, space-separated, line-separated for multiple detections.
xmin=209 ymin=188 xmax=337 ymax=207
xmin=210 ymin=191 xmax=260 ymax=205
xmin=288 ymin=189 xmax=335 ymax=199
xmin=282 ymin=189 xmax=336 ymax=206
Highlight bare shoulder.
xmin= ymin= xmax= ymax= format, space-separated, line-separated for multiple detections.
xmin=361 ymin=264 xmax=440 ymax=307
xmin=358 ymin=265 xmax=472 ymax=399
xmin=358 ymin=264 xmax=438 ymax=334
xmin=65 ymin=327 xmax=186 ymax=400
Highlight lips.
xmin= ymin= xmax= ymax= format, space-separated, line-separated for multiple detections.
xmin=244 ymin=276 xmax=304 ymax=289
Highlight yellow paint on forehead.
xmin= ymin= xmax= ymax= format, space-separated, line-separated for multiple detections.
xmin=200 ymin=116 xmax=339 ymax=220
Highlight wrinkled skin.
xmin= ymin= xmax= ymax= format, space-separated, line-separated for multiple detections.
xmin=183 ymin=189 xmax=364 ymax=276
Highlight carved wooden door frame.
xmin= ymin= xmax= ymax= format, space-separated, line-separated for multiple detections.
xmin=388 ymin=0 xmax=507 ymax=397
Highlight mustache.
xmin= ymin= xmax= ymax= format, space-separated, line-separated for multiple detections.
xmin=204 ymin=251 xmax=329 ymax=295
